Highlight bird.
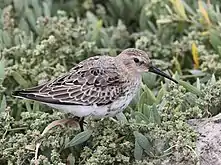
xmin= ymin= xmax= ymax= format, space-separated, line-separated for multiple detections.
xmin=13 ymin=48 xmax=178 ymax=131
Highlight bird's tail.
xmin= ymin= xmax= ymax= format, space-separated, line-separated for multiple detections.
xmin=12 ymin=90 xmax=34 ymax=99
xmin=12 ymin=82 xmax=46 ymax=99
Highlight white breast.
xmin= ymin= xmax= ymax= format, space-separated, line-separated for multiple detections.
xmin=109 ymin=79 xmax=141 ymax=114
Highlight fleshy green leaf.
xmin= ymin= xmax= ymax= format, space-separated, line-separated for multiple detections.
xmin=43 ymin=1 xmax=51 ymax=17
xmin=134 ymin=140 xmax=143 ymax=160
xmin=143 ymin=104 xmax=151 ymax=118
xmin=178 ymin=80 xmax=203 ymax=97
xmin=2 ymin=31 xmax=12 ymax=47
xmin=116 ymin=112 xmax=128 ymax=124
xmin=0 ymin=95 xmax=6 ymax=113
xmin=173 ymin=71 xmax=180 ymax=80
xmin=143 ymin=86 xmax=156 ymax=105
xmin=149 ymin=106 xmax=155 ymax=123
xmin=25 ymin=102 xmax=32 ymax=112
xmin=12 ymin=71 xmax=29 ymax=88
xmin=25 ymin=8 xmax=37 ymax=33
xmin=209 ymin=29 xmax=221 ymax=54
xmin=33 ymin=102 xmax=40 ymax=112
xmin=0 ymin=60 xmax=5 ymax=80
xmin=134 ymin=111 xmax=149 ymax=124
xmin=170 ymin=0 xmax=188 ymax=20
xmin=156 ymin=84 xmax=166 ymax=104
xmin=18 ymin=18 xmax=30 ymax=33
xmin=182 ymin=0 xmax=196 ymax=15
xmin=142 ymin=72 xmax=156 ymax=88
xmin=13 ymin=0 xmax=24 ymax=13
xmin=31 ymin=0 xmax=42 ymax=17
xmin=196 ymin=78 xmax=201 ymax=90
xmin=133 ymin=131 xmax=153 ymax=155
xmin=65 ymin=129 xmax=93 ymax=148
xmin=152 ymin=104 xmax=161 ymax=125
xmin=172 ymin=57 xmax=182 ymax=75
xmin=210 ymin=74 xmax=216 ymax=85
xmin=138 ymin=91 xmax=147 ymax=112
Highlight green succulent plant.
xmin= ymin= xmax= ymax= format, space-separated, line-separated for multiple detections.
xmin=1 ymin=0 xmax=221 ymax=164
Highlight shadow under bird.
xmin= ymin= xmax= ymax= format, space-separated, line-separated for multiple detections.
xmin=13 ymin=48 xmax=178 ymax=130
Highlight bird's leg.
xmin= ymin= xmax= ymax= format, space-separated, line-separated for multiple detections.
xmin=79 ymin=117 xmax=85 ymax=132
xmin=35 ymin=117 xmax=86 ymax=163
xmin=35 ymin=118 xmax=78 ymax=164
xmin=69 ymin=116 xmax=86 ymax=131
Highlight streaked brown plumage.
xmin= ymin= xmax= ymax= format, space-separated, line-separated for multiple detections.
xmin=13 ymin=48 xmax=177 ymax=120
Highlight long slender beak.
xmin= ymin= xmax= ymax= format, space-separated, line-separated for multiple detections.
xmin=149 ymin=65 xmax=178 ymax=84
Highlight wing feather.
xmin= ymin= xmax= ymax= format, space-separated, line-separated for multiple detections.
xmin=14 ymin=56 xmax=125 ymax=106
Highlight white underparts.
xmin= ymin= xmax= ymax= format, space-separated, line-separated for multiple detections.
xmin=46 ymin=103 xmax=119 ymax=118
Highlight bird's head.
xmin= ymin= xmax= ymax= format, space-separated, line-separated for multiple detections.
xmin=118 ymin=48 xmax=178 ymax=83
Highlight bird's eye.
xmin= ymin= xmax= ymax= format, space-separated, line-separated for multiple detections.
xmin=133 ymin=58 xmax=140 ymax=63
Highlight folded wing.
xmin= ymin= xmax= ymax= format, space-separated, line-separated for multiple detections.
xmin=13 ymin=56 xmax=125 ymax=106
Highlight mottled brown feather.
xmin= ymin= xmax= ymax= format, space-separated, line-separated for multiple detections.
xmin=17 ymin=56 xmax=126 ymax=106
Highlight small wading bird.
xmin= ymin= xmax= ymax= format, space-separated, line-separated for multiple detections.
xmin=13 ymin=48 xmax=178 ymax=131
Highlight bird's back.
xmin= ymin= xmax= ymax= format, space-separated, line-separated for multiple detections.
xmin=13 ymin=55 xmax=129 ymax=107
